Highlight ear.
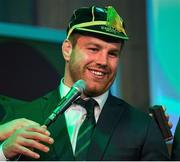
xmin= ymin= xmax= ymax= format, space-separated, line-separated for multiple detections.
xmin=62 ymin=39 xmax=72 ymax=61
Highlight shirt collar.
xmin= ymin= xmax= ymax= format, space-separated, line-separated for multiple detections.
xmin=59 ymin=78 xmax=109 ymax=110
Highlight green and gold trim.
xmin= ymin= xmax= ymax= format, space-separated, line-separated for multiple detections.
xmin=67 ymin=21 xmax=128 ymax=39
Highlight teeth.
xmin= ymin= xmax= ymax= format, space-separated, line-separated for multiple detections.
xmin=91 ymin=70 xmax=104 ymax=76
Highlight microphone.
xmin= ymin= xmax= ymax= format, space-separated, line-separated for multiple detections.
xmin=44 ymin=80 xmax=86 ymax=127
xmin=149 ymin=105 xmax=173 ymax=141
xmin=16 ymin=81 xmax=86 ymax=160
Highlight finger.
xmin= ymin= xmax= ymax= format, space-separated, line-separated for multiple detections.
xmin=12 ymin=118 xmax=40 ymax=128
xmin=168 ymin=122 xmax=173 ymax=129
xmin=21 ymin=118 xmax=41 ymax=127
xmin=3 ymin=138 xmax=40 ymax=159
xmin=165 ymin=114 xmax=169 ymax=121
xmin=15 ymin=145 xmax=40 ymax=159
xmin=12 ymin=126 xmax=53 ymax=145
xmin=26 ymin=125 xmax=50 ymax=136
xmin=22 ymin=131 xmax=54 ymax=145
xmin=20 ymin=138 xmax=50 ymax=153
xmin=41 ymin=125 xmax=47 ymax=129
xmin=162 ymin=106 xmax=166 ymax=112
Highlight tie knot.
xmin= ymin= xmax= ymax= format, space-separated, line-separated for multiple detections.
xmin=75 ymin=98 xmax=97 ymax=117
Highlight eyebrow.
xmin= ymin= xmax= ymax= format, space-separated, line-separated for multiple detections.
xmin=109 ymin=49 xmax=120 ymax=53
xmin=85 ymin=42 xmax=120 ymax=51
xmin=85 ymin=42 xmax=101 ymax=47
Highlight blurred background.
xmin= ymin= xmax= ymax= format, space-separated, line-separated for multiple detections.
xmin=0 ymin=0 xmax=179 ymax=135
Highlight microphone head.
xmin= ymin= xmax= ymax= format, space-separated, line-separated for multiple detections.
xmin=73 ymin=80 xmax=86 ymax=93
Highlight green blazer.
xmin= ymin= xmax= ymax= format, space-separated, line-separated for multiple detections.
xmin=0 ymin=89 xmax=169 ymax=160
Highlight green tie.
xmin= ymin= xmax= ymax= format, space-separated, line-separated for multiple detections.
xmin=75 ymin=98 xmax=97 ymax=160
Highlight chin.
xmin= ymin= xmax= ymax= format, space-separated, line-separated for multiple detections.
xmin=84 ymin=90 xmax=101 ymax=97
xmin=85 ymin=86 xmax=106 ymax=97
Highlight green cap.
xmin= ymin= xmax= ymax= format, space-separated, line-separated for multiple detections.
xmin=66 ymin=6 xmax=128 ymax=40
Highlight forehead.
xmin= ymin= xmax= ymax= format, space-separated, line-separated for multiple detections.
xmin=75 ymin=34 xmax=122 ymax=49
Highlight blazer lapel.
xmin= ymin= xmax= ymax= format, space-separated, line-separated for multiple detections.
xmin=87 ymin=94 xmax=126 ymax=160
xmin=48 ymin=114 xmax=75 ymax=160
xmin=42 ymin=88 xmax=74 ymax=160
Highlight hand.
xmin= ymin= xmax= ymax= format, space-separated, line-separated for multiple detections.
xmin=164 ymin=113 xmax=173 ymax=129
xmin=161 ymin=106 xmax=173 ymax=129
xmin=149 ymin=106 xmax=173 ymax=129
xmin=2 ymin=124 xmax=54 ymax=159
xmin=0 ymin=118 xmax=40 ymax=141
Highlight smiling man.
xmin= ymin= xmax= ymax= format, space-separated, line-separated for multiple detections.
xmin=63 ymin=33 xmax=121 ymax=97
xmin=0 ymin=6 xmax=169 ymax=161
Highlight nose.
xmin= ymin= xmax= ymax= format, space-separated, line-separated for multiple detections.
xmin=95 ymin=52 xmax=108 ymax=66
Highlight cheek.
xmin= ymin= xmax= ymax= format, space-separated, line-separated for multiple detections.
xmin=110 ymin=60 xmax=119 ymax=74
xmin=71 ymin=49 xmax=87 ymax=63
xmin=70 ymin=51 xmax=81 ymax=66
xmin=69 ymin=52 xmax=87 ymax=76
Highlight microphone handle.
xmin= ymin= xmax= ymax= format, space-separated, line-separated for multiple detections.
xmin=44 ymin=90 xmax=81 ymax=128
xmin=149 ymin=105 xmax=173 ymax=141
xmin=44 ymin=97 xmax=67 ymax=127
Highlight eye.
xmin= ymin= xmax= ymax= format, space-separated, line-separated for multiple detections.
xmin=88 ymin=48 xmax=99 ymax=52
xmin=108 ymin=52 xmax=119 ymax=58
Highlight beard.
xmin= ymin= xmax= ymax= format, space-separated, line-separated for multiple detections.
xmin=68 ymin=58 xmax=116 ymax=97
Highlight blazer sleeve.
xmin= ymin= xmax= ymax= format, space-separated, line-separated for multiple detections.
xmin=140 ymin=118 xmax=170 ymax=160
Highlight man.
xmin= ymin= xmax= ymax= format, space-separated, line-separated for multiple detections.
xmin=171 ymin=118 xmax=180 ymax=160
xmin=0 ymin=6 xmax=169 ymax=160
